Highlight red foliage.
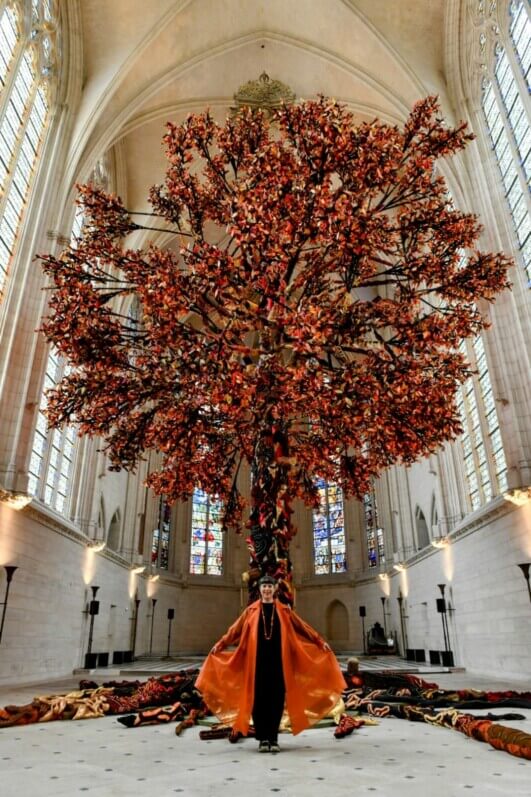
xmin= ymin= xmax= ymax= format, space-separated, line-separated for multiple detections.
xmin=39 ymin=97 xmax=510 ymax=598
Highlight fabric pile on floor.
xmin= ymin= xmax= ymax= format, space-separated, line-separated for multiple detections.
xmin=1 ymin=668 xmax=530 ymax=759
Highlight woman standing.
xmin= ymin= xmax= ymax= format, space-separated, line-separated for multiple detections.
xmin=196 ymin=575 xmax=345 ymax=752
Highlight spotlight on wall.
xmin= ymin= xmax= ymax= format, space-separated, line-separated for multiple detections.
xmin=431 ymin=537 xmax=450 ymax=549
xmin=131 ymin=565 xmax=146 ymax=574
xmin=517 ymin=563 xmax=531 ymax=603
xmin=393 ymin=563 xmax=406 ymax=572
xmin=87 ymin=540 xmax=106 ymax=552
xmin=0 ymin=565 xmax=18 ymax=645
xmin=0 ymin=488 xmax=32 ymax=510
xmin=503 ymin=487 xmax=531 ymax=506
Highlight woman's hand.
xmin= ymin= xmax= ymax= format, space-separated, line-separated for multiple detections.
xmin=321 ymin=641 xmax=331 ymax=652
xmin=211 ymin=642 xmax=223 ymax=654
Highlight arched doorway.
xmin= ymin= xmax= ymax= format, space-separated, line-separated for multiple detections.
xmin=326 ymin=599 xmax=349 ymax=643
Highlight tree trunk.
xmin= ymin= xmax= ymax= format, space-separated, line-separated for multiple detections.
xmin=246 ymin=423 xmax=295 ymax=605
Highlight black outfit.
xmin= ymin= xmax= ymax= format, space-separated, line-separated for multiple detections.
xmin=252 ymin=602 xmax=285 ymax=743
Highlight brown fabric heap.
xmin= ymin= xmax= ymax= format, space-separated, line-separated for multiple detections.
xmin=0 ymin=689 xmax=112 ymax=727
xmin=117 ymin=701 xmax=185 ymax=727
xmin=175 ymin=708 xmax=204 ymax=736
xmin=334 ymin=715 xmax=365 ymax=738
xmin=199 ymin=725 xmax=233 ymax=740
xmin=1 ymin=667 xmax=530 ymax=762
xmin=457 ymin=715 xmax=531 ymax=760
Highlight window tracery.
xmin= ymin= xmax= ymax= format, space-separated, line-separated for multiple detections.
xmin=0 ymin=0 xmax=58 ymax=295
xmin=363 ymin=488 xmax=385 ymax=569
xmin=151 ymin=497 xmax=170 ymax=570
xmin=27 ymin=154 xmax=112 ymax=515
xmin=27 ymin=348 xmax=75 ymax=513
xmin=312 ymin=479 xmax=346 ymax=575
xmin=456 ymin=337 xmax=508 ymax=510
xmin=189 ymin=488 xmax=223 ymax=575
xmin=481 ymin=0 xmax=530 ymax=284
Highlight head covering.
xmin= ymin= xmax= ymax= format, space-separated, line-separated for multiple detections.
xmin=258 ymin=574 xmax=277 ymax=586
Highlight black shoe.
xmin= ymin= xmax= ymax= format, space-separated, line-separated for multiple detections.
xmin=270 ymin=742 xmax=280 ymax=753
xmin=258 ymin=740 xmax=270 ymax=753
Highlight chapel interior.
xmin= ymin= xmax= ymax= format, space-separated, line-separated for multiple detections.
xmin=0 ymin=0 xmax=530 ymax=691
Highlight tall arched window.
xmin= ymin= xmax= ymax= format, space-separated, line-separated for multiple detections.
xmin=107 ymin=509 xmax=121 ymax=552
xmin=312 ymin=479 xmax=346 ymax=575
xmin=189 ymin=488 xmax=223 ymax=575
xmin=28 ymin=156 xmax=112 ymax=514
xmin=415 ymin=506 xmax=430 ymax=550
xmin=0 ymin=0 xmax=58 ymax=295
xmin=27 ymin=349 xmax=76 ymax=513
xmin=482 ymin=0 xmax=530 ymax=285
xmin=152 ymin=497 xmax=170 ymax=570
xmin=363 ymin=489 xmax=385 ymax=569
xmin=456 ymin=337 xmax=508 ymax=511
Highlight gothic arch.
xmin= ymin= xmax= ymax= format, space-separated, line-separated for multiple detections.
xmin=326 ymin=599 xmax=349 ymax=641
xmin=107 ymin=508 xmax=122 ymax=552
xmin=415 ymin=505 xmax=430 ymax=550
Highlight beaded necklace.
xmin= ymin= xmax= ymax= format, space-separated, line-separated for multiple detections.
xmin=260 ymin=601 xmax=276 ymax=640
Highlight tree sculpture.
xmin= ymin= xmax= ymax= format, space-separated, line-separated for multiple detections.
xmin=40 ymin=96 xmax=510 ymax=603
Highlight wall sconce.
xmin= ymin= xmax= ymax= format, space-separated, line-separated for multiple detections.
xmin=378 ymin=573 xmax=389 ymax=581
xmin=87 ymin=540 xmax=106 ymax=552
xmin=517 ymin=563 xmax=531 ymax=603
xmin=149 ymin=574 xmax=160 ymax=583
xmin=0 ymin=565 xmax=18 ymax=645
xmin=431 ymin=537 xmax=450 ymax=549
xmin=0 ymin=489 xmax=32 ymax=510
xmin=131 ymin=565 xmax=146 ymax=574
xmin=393 ymin=563 xmax=406 ymax=572
xmin=503 ymin=487 xmax=531 ymax=506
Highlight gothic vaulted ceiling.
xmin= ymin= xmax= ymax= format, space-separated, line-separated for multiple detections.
xmin=65 ymin=0 xmax=448 ymax=217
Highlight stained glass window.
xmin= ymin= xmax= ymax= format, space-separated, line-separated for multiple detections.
xmin=482 ymin=1 xmax=531 ymax=285
xmin=456 ymin=338 xmax=507 ymax=510
xmin=312 ymin=479 xmax=346 ymax=575
xmin=190 ymin=489 xmax=223 ymax=575
xmin=152 ymin=498 xmax=171 ymax=570
xmin=363 ymin=489 xmax=385 ymax=569
xmin=0 ymin=1 xmax=57 ymax=295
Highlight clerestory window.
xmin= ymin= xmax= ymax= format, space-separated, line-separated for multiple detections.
xmin=481 ymin=0 xmax=530 ymax=285
xmin=312 ymin=479 xmax=347 ymax=575
xmin=189 ymin=488 xmax=223 ymax=575
xmin=0 ymin=0 xmax=58 ymax=295
xmin=456 ymin=337 xmax=508 ymax=510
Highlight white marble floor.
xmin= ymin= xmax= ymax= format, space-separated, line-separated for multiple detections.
xmin=0 ymin=668 xmax=529 ymax=797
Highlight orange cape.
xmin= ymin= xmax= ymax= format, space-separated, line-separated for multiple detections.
xmin=195 ymin=600 xmax=346 ymax=735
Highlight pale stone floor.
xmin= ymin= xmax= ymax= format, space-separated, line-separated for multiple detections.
xmin=0 ymin=659 xmax=529 ymax=797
